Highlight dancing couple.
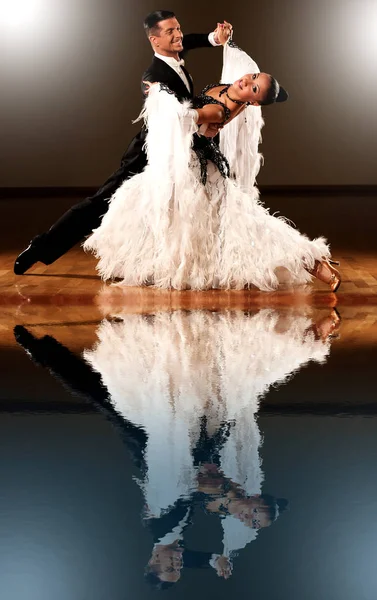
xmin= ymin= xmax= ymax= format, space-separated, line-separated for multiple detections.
xmin=15 ymin=10 xmax=341 ymax=292
xmin=14 ymin=306 xmax=340 ymax=587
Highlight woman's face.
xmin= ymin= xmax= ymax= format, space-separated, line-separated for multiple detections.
xmin=234 ymin=73 xmax=272 ymax=105
xmin=232 ymin=496 xmax=274 ymax=529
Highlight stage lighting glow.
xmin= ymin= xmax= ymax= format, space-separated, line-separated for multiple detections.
xmin=0 ymin=0 xmax=43 ymax=30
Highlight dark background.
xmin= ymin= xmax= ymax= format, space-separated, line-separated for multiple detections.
xmin=1 ymin=0 xmax=376 ymax=188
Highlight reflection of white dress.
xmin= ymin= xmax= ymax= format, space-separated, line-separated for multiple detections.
xmin=83 ymin=309 xmax=330 ymax=544
xmin=84 ymin=43 xmax=330 ymax=291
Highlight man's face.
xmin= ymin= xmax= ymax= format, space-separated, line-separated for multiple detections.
xmin=147 ymin=543 xmax=183 ymax=583
xmin=234 ymin=73 xmax=272 ymax=105
xmin=150 ymin=17 xmax=184 ymax=56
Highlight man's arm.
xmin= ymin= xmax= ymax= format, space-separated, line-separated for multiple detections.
xmin=181 ymin=33 xmax=214 ymax=54
xmin=182 ymin=21 xmax=233 ymax=54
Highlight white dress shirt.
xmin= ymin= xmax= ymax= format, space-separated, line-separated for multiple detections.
xmin=154 ymin=32 xmax=220 ymax=92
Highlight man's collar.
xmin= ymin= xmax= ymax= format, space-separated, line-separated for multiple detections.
xmin=154 ymin=52 xmax=185 ymax=67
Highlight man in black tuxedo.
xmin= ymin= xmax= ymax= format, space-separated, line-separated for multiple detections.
xmin=14 ymin=10 xmax=232 ymax=275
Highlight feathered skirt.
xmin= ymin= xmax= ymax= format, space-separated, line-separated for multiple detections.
xmin=84 ymin=151 xmax=329 ymax=291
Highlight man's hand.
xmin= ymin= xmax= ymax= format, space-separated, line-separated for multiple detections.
xmin=142 ymin=80 xmax=158 ymax=95
xmin=213 ymin=21 xmax=233 ymax=46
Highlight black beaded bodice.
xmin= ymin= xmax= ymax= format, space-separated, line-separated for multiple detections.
xmin=193 ymin=83 xmax=232 ymax=125
xmin=158 ymin=82 xmax=236 ymax=185
xmin=191 ymin=133 xmax=230 ymax=185
xmin=190 ymin=83 xmax=236 ymax=185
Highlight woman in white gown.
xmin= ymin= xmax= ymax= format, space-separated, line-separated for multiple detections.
xmin=84 ymin=40 xmax=341 ymax=292
xmin=83 ymin=307 xmax=339 ymax=581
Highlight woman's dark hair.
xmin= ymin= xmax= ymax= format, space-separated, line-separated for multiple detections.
xmin=144 ymin=10 xmax=176 ymax=37
xmin=260 ymin=493 xmax=289 ymax=521
xmin=259 ymin=76 xmax=289 ymax=105
xmin=144 ymin=570 xmax=176 ymax=590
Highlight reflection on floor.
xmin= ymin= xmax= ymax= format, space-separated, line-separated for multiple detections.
xmin=2 ymin=295 xmax=377 ymax=351
xmin=6 ymin=308 xmax=335 ymax=582
xmin=3 ymin=303 xmax=377 ymax=596
xmin=1 ymin=193 xmax=377 ymax=596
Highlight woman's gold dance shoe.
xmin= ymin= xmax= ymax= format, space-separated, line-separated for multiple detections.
xmin=306 ymin=307 xmax=342 ymax=341
xmin=310 ymin=258 xmax=341 ymax=292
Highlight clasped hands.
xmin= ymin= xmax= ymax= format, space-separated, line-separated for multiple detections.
xmin=213 ymin=20 xmax=233 ymax=46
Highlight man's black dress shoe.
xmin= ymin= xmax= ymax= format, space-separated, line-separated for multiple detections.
xmin=14 ymin=325 xmax=49 ymax=367
xmin=14 ymin=325 xmax=36 ymax=349
xmin=14 ymin=237 xmax=43 ymax=275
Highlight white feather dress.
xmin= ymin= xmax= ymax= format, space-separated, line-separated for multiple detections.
xmin=84 ymin=42 xmax=330 ymax=291
xmin=83 ymin=308 xmax=330 ymax=548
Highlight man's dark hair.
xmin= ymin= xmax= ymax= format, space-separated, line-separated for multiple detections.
xmin=259 ymin=75 xmax=289 ymax=106
xmin=144 ymin=10 xmax=176 ymax=37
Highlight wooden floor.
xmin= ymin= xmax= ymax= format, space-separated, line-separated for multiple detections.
xmin=2 ymin=246 xmax=377 ymax=304
xmin=0 ymin=246 xmax=377 ymax=350
xmin=2 ymin=193 xmax=377 ymax=349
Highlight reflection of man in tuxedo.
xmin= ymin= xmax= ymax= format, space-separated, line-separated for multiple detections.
xmin=143 ymin=418 xmax=234 ymax=588
xmin=14 ymin=319 xmax=289 ymax=589
xmin=14 ymin=10 xmax=232 ymax=275
xmin=13 ymin=325 xmax=231 ymax=588
xmin=143 ymin=417 xmax=288 ymax=588
xmin=144 ymin=501 xmax=216 ymax=589
xmin=13 ymin=325 xmax=148 ymax=470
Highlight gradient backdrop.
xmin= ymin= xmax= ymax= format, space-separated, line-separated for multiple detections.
xmin=0 ymin=0 xmax=376 ymax=187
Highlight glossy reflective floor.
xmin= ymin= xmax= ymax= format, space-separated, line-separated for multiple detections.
xmin=2 ymin=193 xmax=377 ymax=598
xmin=2 ymin=301 xmax=377 ymax=599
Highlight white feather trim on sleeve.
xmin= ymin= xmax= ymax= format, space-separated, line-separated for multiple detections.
xmin=220 ymin=42 xmax=264 ymax=191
